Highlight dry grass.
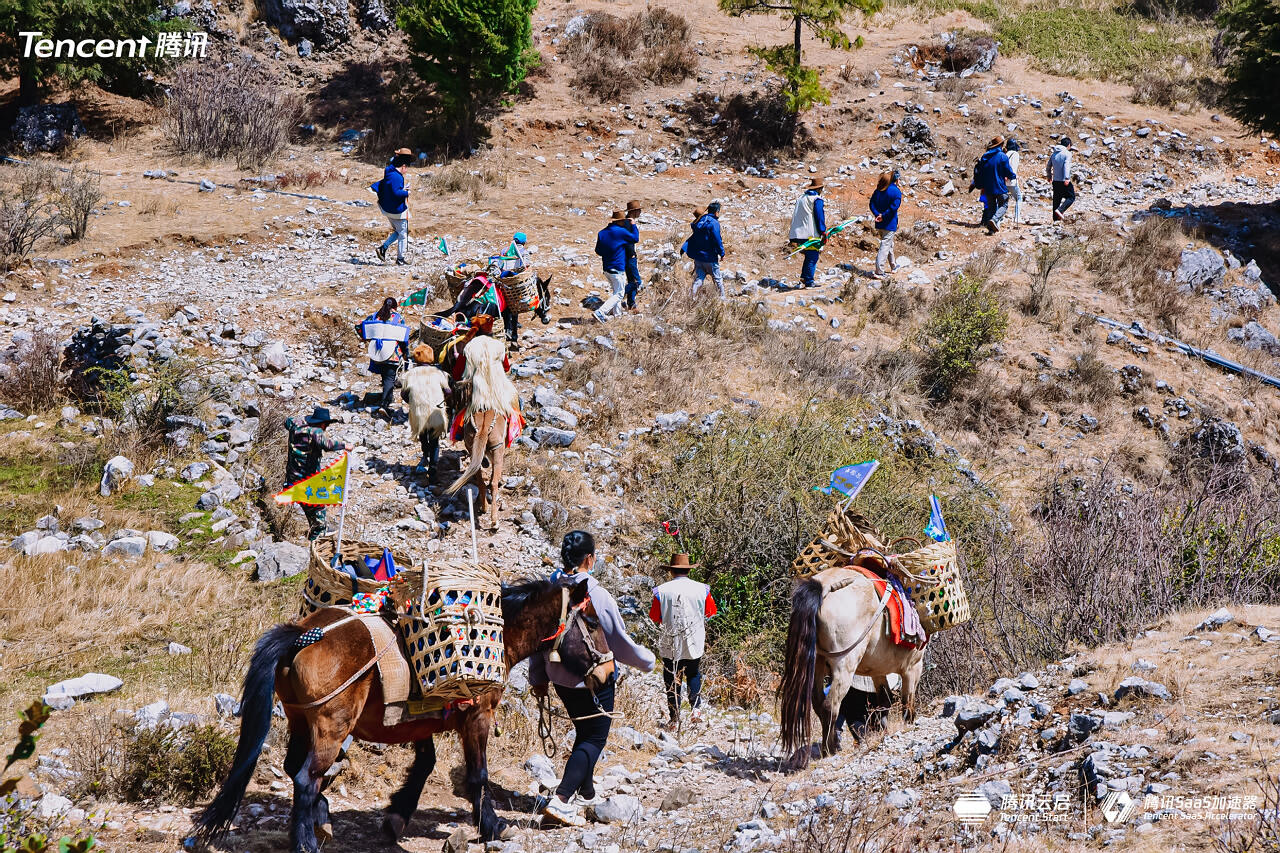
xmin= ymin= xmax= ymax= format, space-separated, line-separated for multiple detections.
xmin=1086 ymin=216 xmax=1189 ymax=333
xmin=426 ymin=162 xmax=507 ymax=202
xmin=562 ymin=9 xmax=697 ymax=102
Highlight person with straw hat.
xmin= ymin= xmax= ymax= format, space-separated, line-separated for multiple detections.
xmin=623 ymin=200 xmax=643 ymax=311
xmin=788 ymin=177 xmax=827 ymax=288
xmin=973 ymin=135 xmax=1015 ymax=235
xmin=592 ymin=209 xmax=637 ymax=321
xmin=649 ymin=552 xmax=718 ymax=728
xmin=681 ymin=202 xmax=725 ymax=299
xmin=373 ymin=147 xmax=414 ymax=265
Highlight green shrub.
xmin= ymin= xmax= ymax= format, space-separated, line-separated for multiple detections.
xmin=80 ymin=721 xmax=235 ymax=805
xmin=914 ymin=274 xmax=1008 ymax=400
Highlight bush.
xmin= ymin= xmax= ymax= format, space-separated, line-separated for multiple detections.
xmin=0 ymin=701 xmax=96 ymax=853
xmin=1086 ymin=216 xmax=1188 ymax=333
xmin=164 ymin=61 xmax=302 ymax=169
xmin=53 ymin=166 xmax=102 ymax=242
xmin=913 ymin=274 xmax=1008 ymax=399
xmin=1217 ymin=0 xmax=1280 ymax=137
xmin=0 ymin=329 xmax=64 ymax=412
xmin=0 ymin=172 xmax=60 ymax=272
xmin=426 ymin=161 xmax=507 ymax=201
xmin=1021 ymin=240 xmax=1079 ymax=316
xmin=562 ymin=9 xmax=697 ymax=102
xmin=74 ymin=719 xmax=235 ymax=805
xmin=684 ymin=85 xmax=809 ymax=167
xmin=94 ymin=357 xmax=222 ymax=450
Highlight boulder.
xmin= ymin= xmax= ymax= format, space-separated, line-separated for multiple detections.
xmin=212 ymin=693 xmax=240 ymax=716
xmin=9 ymin=104 xmax=87 ymax=153
xmin=1114 ymin=676 xmax=1171 ymax=702
xmin=255 ymin=540 xmax=308 ymax=581
xmin=1175 ymin=248 xmax=1226 ymax=291
xmin=530 ymin=426 xmax=576 ymax=448
xmin=44 ymin=672 xmax=123 ymax=708
xmin=99 ymin=455 xmax=135 ymax=496
xmin=256 ymin=0 xmax=351 ymax=47
xmin=588 ymin=794 xmax=643 ymax=824
xmin=1185 ymin=418 xmax=1247 ymax=466
xmin=1227 ymin=321 xmax=1280 ymax=355
xmin=522 ymin=753 xmax=558 ymax=788
xmin=540 ymin=406 xmax=580 ymax=430
xmin=1195 ymin=608 xmax=1234 ymax=631
xmin=944 ymin=36 xmax=998 ymax=76
xmin=105 ymin=536 xmax=148 ymax=557
xmin=358 ymin=0 xmax=393 ymax=29
xmin=258 ymin=341 xmax=291 ymax=372
xmin=660 ymin=786 xmax=696 ymax=812
xmin=148 ymin=530 xmax=180 ymax=552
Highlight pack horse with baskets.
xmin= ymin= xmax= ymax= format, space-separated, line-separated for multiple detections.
xmin=780 ymin=484 xmax=971 ymax=768
xmin=193 ymin=538 xmax=614 ymax=852
xmin=442 ymin=259 xmax=552 ymax=348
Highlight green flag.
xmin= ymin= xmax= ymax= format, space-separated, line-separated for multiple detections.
xmin=437 ymin=237 xmax=449 ymax=256
xmin=403 ymin=285 xmax=431 ymax=307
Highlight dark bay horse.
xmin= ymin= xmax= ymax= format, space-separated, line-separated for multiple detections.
xmin=194 ymin=576 xmax=610 ymax=852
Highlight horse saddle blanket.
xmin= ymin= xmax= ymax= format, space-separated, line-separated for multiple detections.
xmin=849 ymin=566 xmax=928 ymax=649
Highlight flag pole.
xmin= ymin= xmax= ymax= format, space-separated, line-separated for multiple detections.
xmin=466 ymin=488 xmax=479 ymax=566
xmin=334 ymin=452 xmax=350 ymax=554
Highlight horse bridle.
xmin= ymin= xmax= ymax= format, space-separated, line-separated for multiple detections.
xmin=542 ymin=585 xmax=614 ymax=691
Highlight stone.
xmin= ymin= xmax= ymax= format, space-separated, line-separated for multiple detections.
xmin=73 ymin=517 xmax=104 ymax=532
xmin=198 ymin=178 xmax=215 ymax=192
xmin=44 ymin=673 xmax=123 ymax=708
xmin=1175 ymin=248 xmax=1226 ymax=291
xmin=9 ymin=531 xmax=39 ymax=554
xmin=977 ymin=779 xmax=1013 ymax=808
xmin=530 ymin=426 xmax=576 ymax=448
xmin=522 ymin=754 xmax=558 ymax=788
xmin=655 ymin=411 xmax=691 ymax=431
xmin=1186 ymin=419 xmax=1246 ymax=466
xmin=256 ymin=0 xmax=351 ymax=47
xmin=660 ymin=787 xmax=695 ymax=811
xmin=944 ymin=35 xmax=998 ymax=76
xmin=182 ymin=462 xmax=211 ymax=481
xmin=255 ymin=541 xmax=307 ymax=581
xmin=588 ymin=795 xmax=643 ymax=824
xmin=1195 ymin=608 xmax=1233 ymax=631
xmin=37 ymin=793 xmax=73 ymax=819
xmin=10 ymin=104 xmax=87 ymax=152
xmin=541 ymin=406 xmax=580 ymax=430
xmin=1114 ymin=677 xmax=1171 ymax=702
xmin=1069 ymin=712 xmax=1103 ymax=740
xmin=99 ymin=455 xmax=135 ymax=496
xmin=955 ymin=702 xmax=998 ymax=734
xmin=886 ymin=788 xmax=919 ymax=808
xmin=213 ymin=693 xmax=239 ymax=716
xmin=105 ymin=536 xmax=148 ymax=557
xmin=297 ymin=38 xmax=313 ymax=57
xmin=168 ymin=642 xmax=192 ymax=655
xmin=258 ymin=341 xmax=291 ymax=372
xmin=443 ymin=826 xmax=469 ymax=853
xmin=148 ymin=530 xmax=180 ymax=552
xmin=1227 ymin=321 xmax=1280 ymax=355
xmin=135 ymin=700 xmax=170 ymax=728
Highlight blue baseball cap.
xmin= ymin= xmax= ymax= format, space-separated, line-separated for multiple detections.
xmin=513 ymin=232 xmax=527 ymax=244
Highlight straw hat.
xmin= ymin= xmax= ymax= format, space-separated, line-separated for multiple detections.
xmin=663 ymin=553 xmax=700 ymax=573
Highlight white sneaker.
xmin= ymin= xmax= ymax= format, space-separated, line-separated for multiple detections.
xmin=574 ymin=792 xmax=606 ymax=808
xmin=592 ymin=308 xmax=607 ymax=322
xmin=541 ymin=797 xmax=586 ymax=827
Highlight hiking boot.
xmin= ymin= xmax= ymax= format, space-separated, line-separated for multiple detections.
xmin=395 ymin=257 xmax=409 ymax=266
xmin=541 ymin=798 xmax=585 ymax=827
xmin=376 ymin=244 xmax=387 ymax=263
xmin=984 ymin=221 xmax=998 ymax=235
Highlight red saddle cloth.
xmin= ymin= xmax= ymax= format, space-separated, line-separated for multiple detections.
xmin=849 ymin=565 xmax=927 ymax=649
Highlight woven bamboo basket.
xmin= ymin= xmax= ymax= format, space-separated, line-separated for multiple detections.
xmin=419 ymin=315 xmax=460 ymax=350
xmin=887 ymin=538 xmax=970 ymax=634
xmin=498 ymin=270 xmax=539 ymax=314
xmin=791 ymin=508 xmax=886 ymax=577
xmin=398 ymin=560 xmax=505 ymax=704
xmin=444 ymin=262 xmax=486 ymax=299
xmin=300 ymin=538 xmax=418 ymax=616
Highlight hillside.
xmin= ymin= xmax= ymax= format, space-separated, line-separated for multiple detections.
xmin=0 ymin=0 xmax=1278 ymax=850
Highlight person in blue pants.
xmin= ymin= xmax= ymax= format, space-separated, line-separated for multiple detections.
xmin=623 ymin=200 xmax=642 ymax=310
xmin=788 ymin=178 xmax=826 ymax=288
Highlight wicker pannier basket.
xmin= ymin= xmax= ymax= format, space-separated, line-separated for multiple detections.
xmin=791 ymin=508 xmax=886 ymax=577
xmin=498 ymin=270 xmax=540 ymax=314
xmin=887 ymin=537 xmax=970 ymax=634
xmin=444 ymin=262 xmax=486 ymax=299
xmin=300 ymin=538 xmax=418 ymax=616
xmin=419 ymin=315 xmax=460 ymax=350
xmin=398 ymin=560 xmax=505 ymax=705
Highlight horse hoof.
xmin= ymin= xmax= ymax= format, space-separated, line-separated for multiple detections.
xmin=381 ymin=813 xmax=406 ymax=841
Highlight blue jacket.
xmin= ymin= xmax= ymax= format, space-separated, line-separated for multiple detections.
xmin=372 ymin=165 xmax=408 ymax=214
xmin=869 ymin=184 xmax=902 ymax=233
xmin=594 ymin=222 xmax=637 ymax=272
xmin=974 ymin=148 xmax=1015 ymax=197
xmin=682 ymin=214 xmax=724 ymax=262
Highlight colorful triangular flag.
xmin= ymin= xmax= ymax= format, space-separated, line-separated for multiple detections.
xmin=274 ymin=453 xmax=348 ymax=506
xmin=815 ymin=460 xmax=879 ymax=499
xmin=924 ymin=494 xmax=950 ymax=542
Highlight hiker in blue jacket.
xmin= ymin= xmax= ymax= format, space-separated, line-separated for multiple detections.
xmin=623 ymin=200 xmax=643 ymax=311
xmin=373 ymin=148 xmax=413 ymax=264
xmin=972 ymin=136 xmax=1015 ymax=235
xmin=869 ymin=171 xmax=902 ymax=278
xmin=681 ymin=202 xmax=726 ymax=298
xmin=592 ymin=211 xmax=638 ymax=320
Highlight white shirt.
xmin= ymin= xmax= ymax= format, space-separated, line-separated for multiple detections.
xmin=789 ymin=193 xmax=820 ymax=241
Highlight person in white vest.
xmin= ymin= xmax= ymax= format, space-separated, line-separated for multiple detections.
xmin=787 ymin=177 xmax=827 ymax=289
xmin=649 ymin=553 xmax=718 ymax=727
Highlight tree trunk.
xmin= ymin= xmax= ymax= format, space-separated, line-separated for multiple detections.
xmin=18 ymin=59 xmax=38 ymax=106
xmin=792 ymin=16 xmax=802 ymax=96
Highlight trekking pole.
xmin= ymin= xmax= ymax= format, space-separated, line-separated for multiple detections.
xmin=466 ymin=488 xmax=479 ymax=566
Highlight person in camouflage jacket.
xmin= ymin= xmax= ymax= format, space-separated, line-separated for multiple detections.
xmin=284 ymin=407 xmax=352 ymax=540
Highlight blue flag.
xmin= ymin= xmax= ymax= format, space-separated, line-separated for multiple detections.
xmin=924 ymin=494 xmax=950 ymax=542
xmin=816 ymin=460 xmax=879 ymax=499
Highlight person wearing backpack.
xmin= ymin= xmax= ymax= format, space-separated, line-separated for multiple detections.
xmin=373 ymin=148 xmax=413 ymax=265
xmin=359 ymin=297 xmax=408 ymax=418
xmin=681 ymin=202 xmax=726 ymax=298
xmin=973 ymin=136 xmax=1015 ymax=234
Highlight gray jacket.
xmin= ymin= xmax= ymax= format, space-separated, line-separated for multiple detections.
xmin=1047 ymin=145 xmax=1072 ymax=182
xmin=529 ymin=574 xmax=656 ymax=689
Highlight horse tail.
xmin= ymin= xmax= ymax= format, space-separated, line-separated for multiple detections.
xmin=443 ymin=409 xmax=493 ymax=497
xmin=194 ymin=622 xmax=302 ymax=840
xmin=779 ymin=578 xmax=824 ymax=765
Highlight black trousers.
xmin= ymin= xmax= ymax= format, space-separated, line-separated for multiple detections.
xmin=661 ymin=657 xmax=703 ymax=720
xmin=1052 ymin=181 xmax=1076 ymax=215
xmin=371 ymin=360 xmax=397 ymax=410
xmin=553 ymin=676 xmax=615 ymax=800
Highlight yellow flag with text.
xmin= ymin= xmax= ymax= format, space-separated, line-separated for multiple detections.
xmin=274 ymin=453 xmax=348 ymax=506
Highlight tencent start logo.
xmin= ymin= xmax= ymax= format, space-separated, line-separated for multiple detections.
xmin=953 ymin=791 xmax=993 ymax=825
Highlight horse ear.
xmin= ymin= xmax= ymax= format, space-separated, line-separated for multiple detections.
xmin=568 ymin=577 xmax=590 ymax=606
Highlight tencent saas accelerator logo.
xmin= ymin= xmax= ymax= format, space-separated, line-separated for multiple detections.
xmin=1100 ymin=791 xmax=1137 ymax=824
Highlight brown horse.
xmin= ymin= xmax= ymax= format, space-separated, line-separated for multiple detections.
xmin=778 ymin=557 xmax=926 ymax=769
xmin=193 ymin=576 xmax=611 ymax=852
xmin=443 ymin=334 xmax=518 ymax=531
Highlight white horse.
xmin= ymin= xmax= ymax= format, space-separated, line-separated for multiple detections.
xmin=780 ymin=559 xmax=926 ymax=768
xmin=443 ymin=335 xmax=520 ymax=530
xmin=400 ymin=362 xmax=451 ymax=481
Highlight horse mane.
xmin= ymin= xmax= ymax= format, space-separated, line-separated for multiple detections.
xmin=464 ymin=335 xmax=519 ymax=416
xmin=500 ymin=576 xmax=562 ymax=622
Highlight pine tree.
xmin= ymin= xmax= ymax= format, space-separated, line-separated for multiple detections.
xmin=398 ymin=0 xmax=538 ymax=153
xmin=720 ymin=0 xmax=882 ymax=112
xmin=0 ymin=0 xmax=182 ymax=104
xmin=1218 ymin=0 xmax=1280 ymax=137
